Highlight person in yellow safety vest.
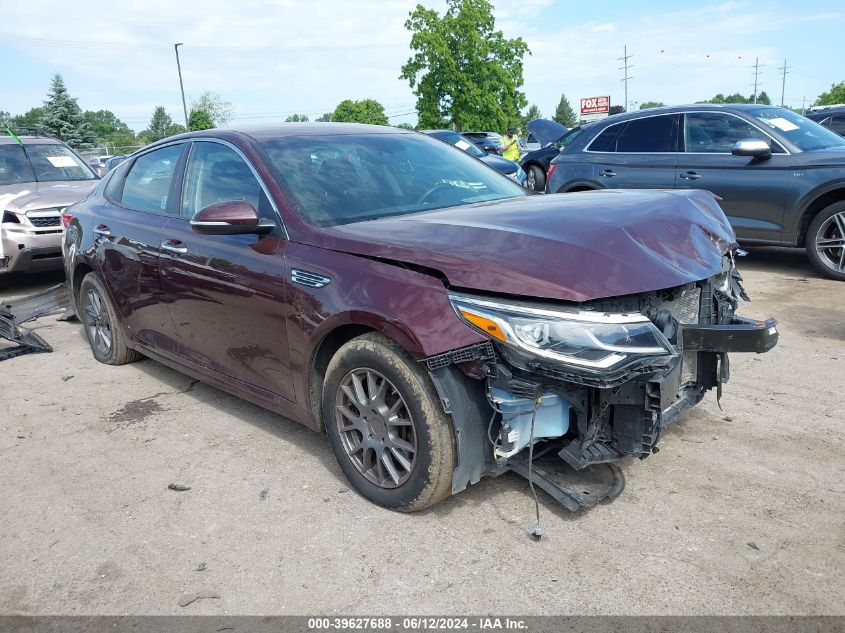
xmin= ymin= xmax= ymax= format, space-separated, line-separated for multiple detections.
xmin=500 ymin=127 xmax=522 ymax=161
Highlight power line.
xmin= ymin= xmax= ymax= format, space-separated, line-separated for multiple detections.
xmin=778 ymin=59 xmax=790 ymax=107
xmin=618 ymin=45 xmax=633 ymax=112
xmin=751 ymin=57 xmax=763 ymax=103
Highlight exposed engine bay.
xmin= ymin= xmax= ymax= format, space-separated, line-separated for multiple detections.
xmin=427 ymin=252 xmax=778 ymax=511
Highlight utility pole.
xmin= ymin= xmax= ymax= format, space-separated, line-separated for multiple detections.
xmin=778 ymin=59 xmax=790 ymax=107
xmin=751 ymin=57 xmax=763 ymax=104
xmin=174 ymin=43 xmax=189 ymax=128
xmin=801 ymin=96 xmax=806 ymax=115
xmin=618 ymin=45 xmax=633 ymax=112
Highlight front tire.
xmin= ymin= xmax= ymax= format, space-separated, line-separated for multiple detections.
xmin=526 ymin=165 xmax=546 ymax=192
xmin=807 ymin=202 xmax=845 ymax=281
xmin=322 ymin=333 xmax=456 ymax=511
xmin=78 ymin=273 xmax=140 ymax=365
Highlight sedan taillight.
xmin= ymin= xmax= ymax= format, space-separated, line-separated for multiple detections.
xmin=61 ymin=210 xmax=73 ymax=229
xmin=546 ymin=163 xmax=557 ymax=181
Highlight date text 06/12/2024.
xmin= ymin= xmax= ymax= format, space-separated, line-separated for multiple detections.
xmin=307 ymin=617 xmax=528 ymax=630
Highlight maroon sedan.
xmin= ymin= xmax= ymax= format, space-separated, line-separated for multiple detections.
xmin=62 ymin=124 xmax=777 ymax=511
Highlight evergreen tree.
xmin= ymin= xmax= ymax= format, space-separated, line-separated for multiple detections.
xmin=553 ymin=93 xmax=576 ymax=127
xmin=40 ymin=74 xmax=94 ymax=147
xmin=142 ymin=106 xmax=174 ymax=142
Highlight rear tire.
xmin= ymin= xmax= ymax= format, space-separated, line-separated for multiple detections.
xmin=78 ymin=273 xmax=140 ymax=365
xmin=526 ymin=165 xmax=546 ymax=192
xmin=806 ymin=201 xmax=845 ymax=281
xmin=322 ymin=332 xmax=456 ymax=511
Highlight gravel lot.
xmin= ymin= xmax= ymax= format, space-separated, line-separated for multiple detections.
xmin=0 ymin=247 xmax=842 ymax=615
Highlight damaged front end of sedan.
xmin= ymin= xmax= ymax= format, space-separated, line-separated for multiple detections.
xmin=426 ymin=252 xmax=777 ymax=511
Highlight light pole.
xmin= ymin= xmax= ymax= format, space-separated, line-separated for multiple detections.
xmin=174 ymin=43 xmax=188 ymax=128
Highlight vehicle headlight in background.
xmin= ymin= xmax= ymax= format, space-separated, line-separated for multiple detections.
xmin=449 ymin=294 xmax=673 ymax=370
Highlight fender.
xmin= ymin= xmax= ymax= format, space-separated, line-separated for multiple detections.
xmin=558 ymin=179 xmax=603 ymax=194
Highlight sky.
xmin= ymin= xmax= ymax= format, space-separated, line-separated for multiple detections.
xmin=1 ymin=0 xmax=842 ymax=133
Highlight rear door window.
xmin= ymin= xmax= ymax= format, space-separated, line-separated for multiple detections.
xmin=615 ymin=115 xmax=675 ymax=152
xmin=588 ymin=123 xmax=624 ymax=152
xmin=120 ymin=144 xmax=184 ymax=213
xmin=830 ymin=116 xmax=845 ymax=137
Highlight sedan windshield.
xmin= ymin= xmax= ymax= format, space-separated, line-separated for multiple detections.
xmin=429 ymin=131 xmax=487 ymax=158
xmin=0 ymin=143 xmax=96 ymax=185
xmin=748 ymin=107 xmax=845 ymax=152
xmin=260 ymin=133 xmax=527 ymax=226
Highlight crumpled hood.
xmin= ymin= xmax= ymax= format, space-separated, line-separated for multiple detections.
xmin=527 ymin=119 xmax=568 ymax=146
xmin=0 ymin=181 xmax=96 ymax=213
xmin=315 ymin=189 xmax=737 ymax=302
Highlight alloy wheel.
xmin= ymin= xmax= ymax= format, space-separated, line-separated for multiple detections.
xmin=334 ymin=368 xmax=418 ymax=489
xmin=526 ymin=170 xmax=536 ymax=190
xmin=84 ymin=289 xmax=112 ymax=356
xmin=815 ymin=211 xmax=845 ymax=273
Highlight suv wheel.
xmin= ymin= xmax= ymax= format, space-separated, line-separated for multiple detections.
xmin=526 ymin=165 xmax=545 ymax=192
xmin=807 ymin=202 xmax=845 ymax=281
xmin=322 ymin=332 xmax=456 ymax=511
xmin=78 ymin=273 xmax=140 ymax=365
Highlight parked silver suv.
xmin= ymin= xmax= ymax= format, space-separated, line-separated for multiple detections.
xmin=1 ymin=131 xmax=98 ymax=274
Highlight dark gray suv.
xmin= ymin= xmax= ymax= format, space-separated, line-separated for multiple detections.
xmin=545 ymin=105 xmax=845 ymax=280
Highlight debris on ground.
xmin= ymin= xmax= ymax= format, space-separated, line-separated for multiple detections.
xmin=195 ymin=562 xmax=207 ymax=572
xmin=747 ymin=542 xmax=760 ymax=551
xmin=61 ymin=373 xmax=73 ymax=382
xmin=177 ymin=591 xmax=220 ymax=607
xmin=0 ymin=283 xmax=70 ymax=361
xmin=259 ymin=488 xmax=268 ymax=500
xmin=168 ymin=483 xmax=191 ymax=492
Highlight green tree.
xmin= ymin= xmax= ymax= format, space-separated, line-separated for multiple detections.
xmin=10 ymin=107 xmax=45 ymax=129
xmin=401 ymin=0 xmax=529 ymax=132
xmin=190 ymin=92 xmax=233 ymax=126
xmin=165 ymin=123 xmax=187 ymax=137
xmin=521 ymin=104 xmax=541 ymax=131
xmin=188 ymin=108 xmax=214 ymax=131
xmin=40 ymin=74 xmax=94 ymax=148
xmin=140 ymin=106 xmax=174 ymax=142
xmin=553 ymin=93 xmax=576 ymax=127
xmin=609 ymin=105 xmax=626 ymax=115
xmin=639 ymin=101 xmax=665 ymax=110
xmin=331 ymin=99 xmax=389 ymax=125
xmin=284 ymin=114 xmax=310 ymax=122
xmin=395 ymin=122 xmax=416 ymax=130
xmin=0 ymin=111 xmax=10 ymax=128
xmin=815 ymin=81 xmax=845 ymax=106
xmin=756 ymin=91 xmax=772 ymax=105
xmin=315 ymin=112 xmax=333 ymax=122
xmin=83 ymin=110 xmax=136 ymax=152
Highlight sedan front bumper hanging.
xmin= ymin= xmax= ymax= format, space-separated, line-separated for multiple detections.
xmin=682 ymin=316 xmax=779 ymax=354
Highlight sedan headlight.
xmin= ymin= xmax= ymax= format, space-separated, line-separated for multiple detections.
xmin=449 ymin=294 xmax=673 ymax=370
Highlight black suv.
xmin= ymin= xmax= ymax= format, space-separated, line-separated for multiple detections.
xmin=806 ymin=106 xmax=845 ymax=137
xmin=545 ymin=105 xmax=845 ymax=280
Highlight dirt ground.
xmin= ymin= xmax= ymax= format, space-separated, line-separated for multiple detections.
xmin=0 ymin=247 xmax=842 ymax=616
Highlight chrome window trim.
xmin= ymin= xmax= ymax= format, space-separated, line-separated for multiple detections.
xmin=182 ymin=137 xmax=289 ymax=240
xmin=583 ymin=110 xmax=790 ymax=156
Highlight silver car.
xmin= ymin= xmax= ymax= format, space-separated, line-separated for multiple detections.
xmin=1 ymin=133 xmax=98 ymax=275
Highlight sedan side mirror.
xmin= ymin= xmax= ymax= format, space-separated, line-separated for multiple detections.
xmin=732 ymin=139 xmax=772 ymax=159
xmin=190 ymin=200 xmax=274 ymax=236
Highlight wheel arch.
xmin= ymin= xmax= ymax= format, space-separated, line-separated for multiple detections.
xmin=797 ymin=186 xmax=845 ymax=247
xmin=559 ymin=180 xmax=602 ymax=194
xmin=307 ymin=315 xmax=432 ymax=432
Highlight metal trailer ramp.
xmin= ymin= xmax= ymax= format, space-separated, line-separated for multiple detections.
xmin=507 ymin=452 xmax=626 ymax=512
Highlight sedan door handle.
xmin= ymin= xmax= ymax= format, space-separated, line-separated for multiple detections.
xmin=160 ymin=239 xmax=188 ymax=255
xmin=680 ymin=171 xmax=701 ymax=180
xmin=93 ymin=224 xmax=111 ymax=237
xmin=600 ymin=169 xmax=616 ymax=177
